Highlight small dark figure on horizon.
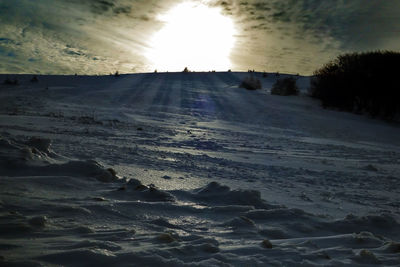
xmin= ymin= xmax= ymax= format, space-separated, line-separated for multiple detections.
xmin=31 ymin=75 xmax=39 ymax=83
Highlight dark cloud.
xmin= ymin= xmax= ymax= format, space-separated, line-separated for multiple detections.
xmin=113 ymin=5 xmax=132 ymax=15
xmin=209 ymin=0 xmax=400 ymax=73
xmin=271 ymin=11 xmax=290 ymax=22
xmin=69 ymin=0 xmax=132 ymax=16
xmin=227 ymin=0 xmax=400 ymax=50
xmin=253 ymin=2 xmax=270 ymax=11
xmin=91 ymin=0 xmax=115 ymax=14
xmin=64 ymin=46 xmax=85 ymax=57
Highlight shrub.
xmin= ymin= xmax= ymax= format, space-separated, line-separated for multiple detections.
xmin=310 ymin=51 xmax=400 ymax=120
xmin=271 ymin=77 xmax=299 ymax=96
xmin=183 ymin=67 xmax=190 ymax=73
xmin=114 ymin=71 xmax=120 ymax=77
xmin=241 ymin=76 xmax=261 ymax=90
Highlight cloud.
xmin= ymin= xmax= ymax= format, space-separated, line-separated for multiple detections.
xmin=65 ymin=0 xmax=133 ymax=16
xmin=0 ymin=37 xmax=18 ymax=45
xmin=261 ymin=1 xmax=397 ymax=49
xmin=206 ymin=0 xmax=400 ymax=73
xmin=0 ymin=0 xmax=175 ymax=74
xmin=0 ymin=0 xmax=399 ymax=74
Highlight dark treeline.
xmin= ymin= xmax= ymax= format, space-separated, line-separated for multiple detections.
xmin=309 ymin=51 xmax=400 ymax=120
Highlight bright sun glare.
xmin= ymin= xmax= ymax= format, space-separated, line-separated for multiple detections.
xmin=146 ymin=1 xmax=236 ymax=72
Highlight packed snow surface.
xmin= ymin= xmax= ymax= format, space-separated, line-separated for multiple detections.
xmin=0 ymin=72 xmax=399 ymax=266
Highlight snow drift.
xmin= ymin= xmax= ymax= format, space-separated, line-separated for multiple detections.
xmin=0 ymin=72 xmax=399 ymax=266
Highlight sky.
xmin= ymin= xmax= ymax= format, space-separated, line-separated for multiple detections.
xmin=0 ymin=0 xmax=399 ymax=75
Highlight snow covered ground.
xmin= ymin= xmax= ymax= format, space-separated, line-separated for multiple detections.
xmin=0 ymin=72 xmax=399 ymax=266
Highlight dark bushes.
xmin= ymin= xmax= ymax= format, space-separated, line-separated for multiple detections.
xmin=271 ymin=77 xmax=299 ymax=96
xmin=241 ymin=76 xmax=261 ymax=90
xmin=310 ymin=51 xmax=400 ymax=120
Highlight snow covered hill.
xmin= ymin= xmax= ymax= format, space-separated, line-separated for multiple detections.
xmin=1 ymin=72 xmax=399 ymax=266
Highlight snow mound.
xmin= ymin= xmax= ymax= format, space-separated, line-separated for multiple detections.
xmin=25 ymin=136 xmax=52 ymax=153
xmin=324 ymin=213 xmax=400 ymax=237
xmin=108 ymin=178 xmax=175 ymax=202
xmin=47 ymin=160 xmax=120 ymax=182
xmin=0 ymin=136 xmax=119 ymax=182
xmin=186 ymin=181 xmax=276 ymax=209
xmin=0 ymin=136 xmax=53 ymax=168
xmin=221 ymin=216 xmax=257 ymax=229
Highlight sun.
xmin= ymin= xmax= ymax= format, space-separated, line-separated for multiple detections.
xmin=146 ymin=1 xmax=236 ymax=72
